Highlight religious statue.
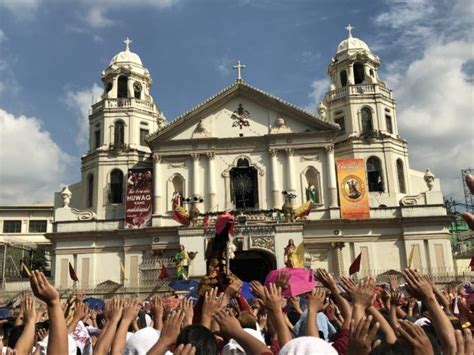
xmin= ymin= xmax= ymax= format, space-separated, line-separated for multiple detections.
xmin=171 ymin=191 xmax=189 ymax=226
xmin=187 ymin=196 xmax=204 ymax=227
xmin=424 ymin=169 xmax=435 ymax=191
xmin=284 ymin=239 xmax=297 ymax=268
xmin=61 ymin=186 xmax=72 ymax=208
xmin=318 ymin=101 xmax=327 ymax=120
xmin=305 ymin=184 xmax=319 ymax=204
xmin=174 ymin=244 xmax=191 ymax=280
xmin=281 ymin=191 xmax=296 ymax=223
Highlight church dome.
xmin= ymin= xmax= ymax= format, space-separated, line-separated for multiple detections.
xmin=109 ymin=37 xmax=143 ymax=66
xmin=336 ymin=25 xmax=371 ymax=54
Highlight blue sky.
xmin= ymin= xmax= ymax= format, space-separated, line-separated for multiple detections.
xmin=0 ymin=0 xmax=472 ymax=206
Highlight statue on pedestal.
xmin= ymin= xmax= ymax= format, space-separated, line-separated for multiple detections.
xmin=174 ymin=244 xmax=190 ymax=280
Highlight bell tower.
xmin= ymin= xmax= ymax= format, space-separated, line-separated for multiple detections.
xmin=324 ymin=26 xmax=411 ymax=207
xmin=80 ymin=38 xmax=165 ymax=219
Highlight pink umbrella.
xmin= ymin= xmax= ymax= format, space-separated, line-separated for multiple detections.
xmin=264 ymin=267 xmax=316 ymax=297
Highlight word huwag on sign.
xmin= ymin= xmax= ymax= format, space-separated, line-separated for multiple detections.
xmin=336 ymin=159 xmax=370 ymax=220
xmin=125 ymin=168 xmax=153 ymax=228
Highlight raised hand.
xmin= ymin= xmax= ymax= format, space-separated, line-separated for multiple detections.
xmin=202 ymin=287 xmax=225 ymax=316
xmin=348 ymin=315 xmax=381 ymax=355
xmin=173 ymin=343 xmax=196 ymax=355
xmin=275 ymin=270 xmax=290 ymax=291
xmin=352 ymin=277 xmax=375 ymax=309
xmin=73 ymin=301 xmax=89 ymax=321
xmin=389 ymin=275 xmax=399 ymax=291
xmin=179 ymin=298 xmax=194 ymax=327
xmin=307 ymin=288 xmax=326 ymax=313
xmin=29 ymin=270 xmax=59 ymax=306
xmin=122 ymin=299 xmax=140 ymax=323
xmin=340 ymin=276 xmax=357 ymax=297
xmin=22 ymin=295 xmax=36 ymax=323
xmin=35 ymin=328 xmax=48 ymax=342
xmin=288 ymin=296 xmax=303 ymax=315
xmin=263 ymin=283 xmax=283 ymax=313
xmin=151 ymin=295 xmax=164 ymax=330
xmin=159 ymin=310 xmax=186 ymax=348
xmin=316 ymin=268 xmax=337 ymax=291
xmin=225 ymin=278 xmax=243 ymax=300
xmin=213 ymin=308 xmax=242 ymax=339
xmin=249 ymin=281 xmax=266 ymax=302
xmin=109 ymin=298 xmax=124 ymax=322
xmin=397 ymin=320 xmax=434 ymax=355
xmin=402 ymin=269 xmax=435 ymax=301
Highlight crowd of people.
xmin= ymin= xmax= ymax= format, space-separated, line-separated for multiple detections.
xmin=0 ymin=267 xmax=472 ymax=354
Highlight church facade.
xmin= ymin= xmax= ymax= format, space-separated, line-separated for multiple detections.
xmin=50 ymin=30 xmax=453 ymax=290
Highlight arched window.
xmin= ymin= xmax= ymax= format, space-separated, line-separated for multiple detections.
xmin=397 ymin=159 xmax=406 ymax=193
xmin=110 ymin=169 xmax=124 ymax=204
xmin=340 ymin=70 xmax=348 ymax=87
xmin=114 ymin=121 xmax=125 ymax=147
xmin=354 ymin=62 xmax=365 ymax=84
xmin=367 ymin=156 xmax=384 ymax=192
xmin=361 ymin=107 xmax=373 ymax=134
xmin=304 ymin=168 xmax=320 ymax=204
xmin=230 ymin=158 xmax=258 ymax=209
xmin=87 ymin=174 xmax=94 ymax=208
xmin=117 ymin=76 xmax=128 ymax=98
xmin=172 ymin=175 xmax=184 ymax=206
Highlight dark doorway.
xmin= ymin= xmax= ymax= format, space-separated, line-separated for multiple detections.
xmin=230 ymin=158 xmax=258 ymax=209
xmin=230 ymin=250 xmax=276 ymax=284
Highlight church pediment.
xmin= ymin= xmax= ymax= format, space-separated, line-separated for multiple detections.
xmin=147 ymin=82 xmax=338 ymax=144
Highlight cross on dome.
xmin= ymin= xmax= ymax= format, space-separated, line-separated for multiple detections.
xmin=233 ymin=60 xmax=246 ymax=82
xmin=123 ymin=37 xmax=133 ymax=51
xmin=345 ymin=24 xmax=354 ymax=38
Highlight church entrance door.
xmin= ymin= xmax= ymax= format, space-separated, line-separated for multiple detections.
xmin=230 ymin=158 xmax=258 ymax=209
xmin=230 ymin=250 xmax=276 ymax=284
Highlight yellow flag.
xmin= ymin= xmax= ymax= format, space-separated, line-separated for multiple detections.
xmin=21 ymin=261 xmax=31 ymax=276
xmin=408 ymin=245 xmax=415 ymax=268
xmin=120 ymin=261 xmax=128 ymax=281
xmin=293 ymin=242 xmax=305 ymax=268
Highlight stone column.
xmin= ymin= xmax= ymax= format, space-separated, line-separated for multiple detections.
xmin=347 ymin=63 xmax=354 ymax=85
xmin=207 ymin=152 xmax=217 ymax=211
xmin=223 ymin=172 xmax=231 ymax=210
xmin=332 ymin=242 xmax=345 ymax=276
xmin=153 ymin=154 xmax=162 ymax=215
xmin=191 ymin=153 xmax=200 ymax=198
xmin=285 ymin=148 xmax=296 ymax=194
xmin=325 ymin=145 xmax=338 ymax=207
xmin=269 ymin=149 xmax=281 ymax=208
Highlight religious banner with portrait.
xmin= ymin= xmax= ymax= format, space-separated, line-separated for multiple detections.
xmin=125 ymin=168 xmax=153 ymax=228
xmin=336 ymin=159 xmax=370 ymax=220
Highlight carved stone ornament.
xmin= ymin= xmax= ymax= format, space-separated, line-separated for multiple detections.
xmin=168 ymin=162 xmax=186 ymax=168
xmin=270 ymin=116 xmax=291 ymax=134
xmin=399 ymin=194 xmax=425 ymax=206
xmin=153 ymin=153 xmax=161 ymax=163
xmin=318 ymin=101 xmax=328 ymax=120
xmin=75 ymin=210 xmax=97 ymax=221
xmin=250 ymin=236 xmax=275 ymax=253
xmin=192 ymin=119 xmax=211 ymax=138
xmin=324 ymin=145 xmax=334 ymax=153
xmin=300 ymin=155 xmax=320 ymax=162
xmin=61 ymin=186 xmax=72 ymax=207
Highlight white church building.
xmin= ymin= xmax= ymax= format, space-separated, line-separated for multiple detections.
xmin=50 ymin=29 xmax=453 ymax=290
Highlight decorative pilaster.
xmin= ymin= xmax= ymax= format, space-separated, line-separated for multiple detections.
xmin=191 ymin=153 xmax=200 ymax=198
xmin=153 ymin=154 xmax=162 ymax=215
xmin=285 ymin=148 xmax=296 ymax=194
xmin=332 ymin=242 xmax=345 ymax=276
xmin=347 ymin=63 xmax=354 ymax=85
xmin=325 ymin=145 xmax=338 ymax=207
xmin=207 ymin=152 xmax=217 ymax=211
xmin=222 ymin=171 xmax=231 ymax=210
xmin=269 ymin=149 xmax=281 ymax=208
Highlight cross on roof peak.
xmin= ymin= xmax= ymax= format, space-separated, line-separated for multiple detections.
xmin=123 ymin=37 xmax=132 ymax=51
xmin=345 ymin=24 xmax=354 ymax=38
xmin=233 ymin=60 xmax=246 ymax=82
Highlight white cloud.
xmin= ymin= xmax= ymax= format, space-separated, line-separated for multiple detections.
xmin=64 ymin=83 xmax=103 ymax=149
xmin=0 ymin=109 xmax=73 ymax=204
xmin=0 ymin=28 xmax=18 ymax=97
xmin=375 ymin=0 xmax=474 ymax=201
xmin=0 ymin=0 xmax=41 ymax=18
xmin=305 ymin=78 xmax=329 ymax=112
xmin=78 ymin=0 xmax=180 ymax=28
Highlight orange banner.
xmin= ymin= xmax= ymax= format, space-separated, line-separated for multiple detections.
xmin=336 ymin=159 xmax=370 ymax=220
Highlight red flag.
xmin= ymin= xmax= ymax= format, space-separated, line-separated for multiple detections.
xmin=203 ymin=215 xmax=210 ymax=227
xmin=216 ymin=211 xmax=235 ymax=238
xmin=349 ymin=253 xmax=362 ymax=275
xmin=69 ymin=262 xmax=79 ymax=282
xmin=159 ymin=264 xmax=169 ymax=280
xmin=470 ymin=257 xmax=474 ymax=271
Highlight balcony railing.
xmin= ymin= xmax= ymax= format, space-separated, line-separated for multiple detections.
xmin=92 ymin=98 xmax=155 ymax=113
xmin=325 ymin=84 xmax=392 ymax=102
